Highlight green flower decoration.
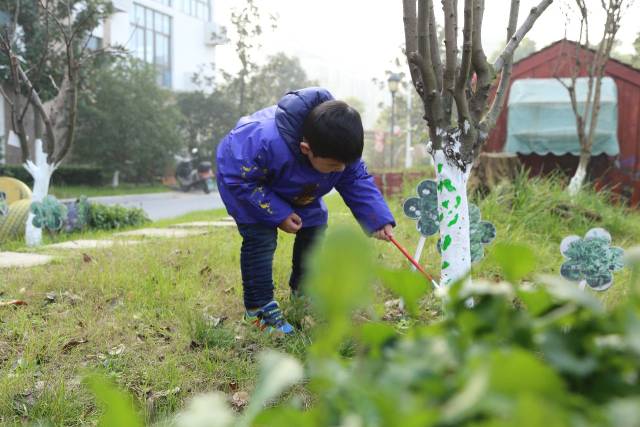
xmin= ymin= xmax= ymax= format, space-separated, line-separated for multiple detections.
xmin=403 ymin=180 xmax=439 ymax=236
xmin=31 ymin=195 xmax=68 ymax=232
xmin=560 ymin=228 xmax=624 ymax=292
xmin=403 ymin=179 xmax=496 ymax=263
xmin=0 ymin=192 xmax=7 ymax=217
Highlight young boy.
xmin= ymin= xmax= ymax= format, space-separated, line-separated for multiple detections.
xmin=216 ymin=87 xmax=395 ymax=334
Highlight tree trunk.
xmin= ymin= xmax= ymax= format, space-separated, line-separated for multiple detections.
xmin=432 ymin=147 xmax=472 ymax=286
xmin=568 ymin=152 xmax=590 ymax=197
xmin=24 ymin=139 xmax=57 ymax=247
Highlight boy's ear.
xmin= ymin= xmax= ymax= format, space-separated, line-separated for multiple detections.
xmin=300 ymin=141 xmax=311 ymax=155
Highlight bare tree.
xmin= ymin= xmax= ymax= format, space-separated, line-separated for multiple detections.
xmin=402 ymin=0 xmax=553 ymax=286
xmin=0 ymin=0 xmax=115 ymax=246
xmin=557 ymin=0 xmax=628 ymax=196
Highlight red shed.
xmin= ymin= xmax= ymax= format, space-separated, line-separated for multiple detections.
xmin=485 ymin=39 xmax=640 ymax=187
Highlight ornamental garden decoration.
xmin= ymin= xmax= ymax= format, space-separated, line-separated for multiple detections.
xmin=403 ymin=179 xmax=496 ymax=277
xmin=560 ymin=228 xmax=624 ymax=291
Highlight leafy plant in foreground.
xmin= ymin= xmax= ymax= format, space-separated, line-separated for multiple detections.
xmin=87 ymin=227 xmax=640 ymax=426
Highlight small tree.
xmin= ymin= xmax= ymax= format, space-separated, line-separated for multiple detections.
xmin=0 ymin=0 xmax=115 ymax=246
xmin=402 ymin=0 xmax=552 ymax=286
xmin=75 ymin=59 xmax=184 ymax=183
xmin=175 ymin=90 xmax=237 ymax=160
xmin=225 ymin=0 xmax=278 ymax=115
xmin=557 ymin=0 xmax=628 ymax=196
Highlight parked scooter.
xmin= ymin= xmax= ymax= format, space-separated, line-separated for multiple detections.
xmin=175 ymin=148 xmax=215 ymax=194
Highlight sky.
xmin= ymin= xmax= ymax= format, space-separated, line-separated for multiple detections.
xmin=212 ymin=0 xmax=640 ymax=127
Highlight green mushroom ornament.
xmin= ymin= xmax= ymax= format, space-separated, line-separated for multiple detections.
xmin=560 ymin=228 xmax=624 ymax=292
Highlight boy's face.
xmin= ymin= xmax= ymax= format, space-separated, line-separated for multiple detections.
xmin=300 ymin=142 xmax=346 ymax=174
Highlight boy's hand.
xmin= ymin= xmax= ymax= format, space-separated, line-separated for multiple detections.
xmin=279 ymin=213 xmax=303 ymax=233
xmin=372 ymin=224 xmax=394 ymax=241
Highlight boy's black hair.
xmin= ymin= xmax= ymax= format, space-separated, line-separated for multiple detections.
xmin=302 ymin=100 xmax=364 ymax=164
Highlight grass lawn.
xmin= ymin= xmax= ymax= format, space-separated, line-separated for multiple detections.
xmin=1 ymin=176 xmax=640 ymax=424
xmin=49 ymin=184 xmax=170 ymax=199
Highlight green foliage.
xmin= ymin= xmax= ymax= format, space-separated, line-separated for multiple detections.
xmin=91 ymin=227 xmax=640 ymax=426
xmin=30 ymin=196 xmax=68 ymax=232
xmin=87 ymin=202 xmax=150 ymax=231
xmin=493 ymin=242 xmax=537 ymax=283
xmin=561 ymin=228 xmax=625 ymax=291
xmin=0 ymin=0 xmax=114 ymax=101
xmin=175 ymin=91 xmax=237 ymax=160
xmin=74 ymin=58 xmax=184 ymax=182
xmin=85 ymin=374 xmax=143 ymax=427
xmin=0 ymin=164 xmax=106 ymax=187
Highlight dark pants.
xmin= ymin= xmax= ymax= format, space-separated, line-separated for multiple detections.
xmin=236 ymin=224 xmax=326 ymax=309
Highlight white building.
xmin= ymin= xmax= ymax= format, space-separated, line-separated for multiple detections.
xmin=98 ymin=0 xmax=226 ymax=91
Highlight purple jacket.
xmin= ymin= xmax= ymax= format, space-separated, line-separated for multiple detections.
xmin=216 ymin=87 xmax=395 ymax=233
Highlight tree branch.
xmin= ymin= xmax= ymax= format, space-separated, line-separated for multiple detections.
xmin=470 ymin=0 xmax=493 ymax=121
xmin=481 ymin=0 xmax=520 ymax=130
xmin=493 ymin=0 xmax=554 ymax=73
xmin=402 ymin=0 xmax=425 ymax=97
xmin=428 ymin=0 xmax=442 ymax=91
xmin=442 ymin=0 xmax=458 ymax=124
xmin=17 ymin=63 xmax=57 ymax=160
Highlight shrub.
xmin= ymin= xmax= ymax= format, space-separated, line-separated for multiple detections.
xmin=0 ymin=164 xmax=105 ymax=187
xmin=87 ymin=227 xmax=640 ymax=426
xmin=87 ymin=203 xmax=150 ymax=230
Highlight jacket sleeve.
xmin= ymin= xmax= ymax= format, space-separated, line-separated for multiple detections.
xmin=335 ymin=160 xmax=396 ymax=234
xmin=217 ymin=124 xmax=293 ymax=226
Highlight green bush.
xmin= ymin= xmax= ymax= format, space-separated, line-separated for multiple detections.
xmin=87 ymin=203 xmax=150 ymax=230
xmin=87 ymin=226 xmax=640 ymax=426
xmin=0 ymin=164 xmax=105 ymax=187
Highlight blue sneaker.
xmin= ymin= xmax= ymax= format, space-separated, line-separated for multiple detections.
xmin=244 ymin=301 xmax=295 ymax=335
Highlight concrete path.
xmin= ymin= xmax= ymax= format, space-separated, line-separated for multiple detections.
xmin=0 ymin=252 xmax=53 ymax=268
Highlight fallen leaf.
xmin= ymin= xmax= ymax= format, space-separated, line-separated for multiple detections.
xmin=231 ymin=391 xmax=249 ymax=409
xmin=45 ymin=292 xmax=57 ymax=303
xmin=108 ymin=344 xmax=125 ymax=356
xmin=146 ymin=386 xmax=181 ymax=409
xmin=62 ymin=338 xmax=88 ymax=353
xmin=62 ymin=291 xmax=82 ymax=305
xmin=204 ymin=314 xmax=227 ymax=328
xmin=199 ymin=265 xmax=212 ymax=276
xmin=382 ymin=299 xmax=405 ymax=321
xmin=301 ymin=315 xmax=317 ymax=330
xmin=223 ymin=287 xmax=234 ymax=294
xmin=0 ymin=300 xmax=28 ymax=307
xmin=82 ymin=253 xmax=93 ymax=263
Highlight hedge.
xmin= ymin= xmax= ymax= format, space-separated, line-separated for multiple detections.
xmin=0 ymin=164 xmax=106 ymax=187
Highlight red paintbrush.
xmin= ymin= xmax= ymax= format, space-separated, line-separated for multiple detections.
xmin=387 ymin=233 xmax=440 ymax=289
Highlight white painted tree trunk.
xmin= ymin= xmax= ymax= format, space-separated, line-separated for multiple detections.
xmin=24 ymin=139 xmax=57 ymax=247
xmin=432 ymin=149 xmax=472 ymax=286
xmin=567 ymin=155 xmax=588 ymax=197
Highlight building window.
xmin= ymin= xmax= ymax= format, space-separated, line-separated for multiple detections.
xmin=178 ymin=0 xmax=210 ymax=21
xmin=152 ymin=0 xmax=171 ymax=6
xmin=130 ymin=4 xmax=172 ymax=87
xmin=84 ymin=35 xmax=103 ymax=50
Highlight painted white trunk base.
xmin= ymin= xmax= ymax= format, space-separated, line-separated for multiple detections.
xmin=24 ymin=139 xmax=57 ymax=247
xmin=432 ymin=149 xmax=472 ymax=286
xmin=568 ymin=162 xmax=587 ymax=197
